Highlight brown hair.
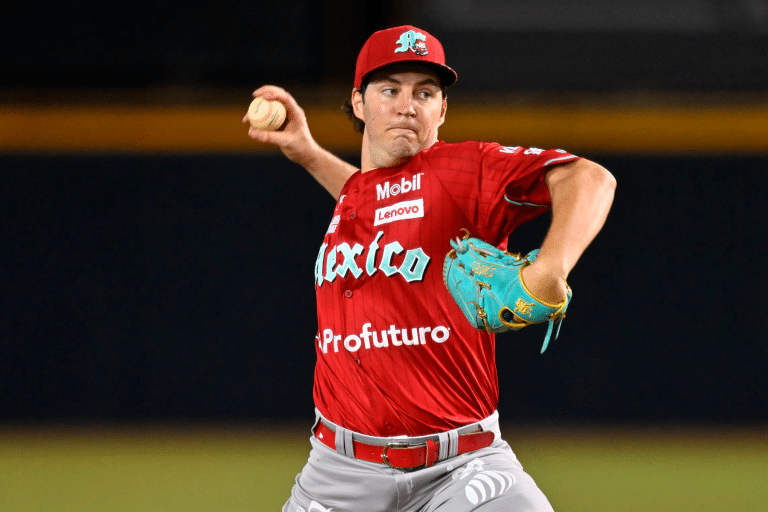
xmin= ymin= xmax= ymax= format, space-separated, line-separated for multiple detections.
xmin=341 ymin=83 xmax=368 ymax=134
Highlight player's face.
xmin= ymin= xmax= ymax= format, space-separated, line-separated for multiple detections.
xmin=353 ymin=66 xmax=447 ymax=171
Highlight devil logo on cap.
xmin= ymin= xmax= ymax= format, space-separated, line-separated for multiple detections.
xmin=395 ymin=30 xmax=428 ymax=56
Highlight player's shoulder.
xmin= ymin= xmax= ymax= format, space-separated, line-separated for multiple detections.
xmin=422 ymin=140 xmax=497 ymax=156
xmin=338 ymin=168 xmax=364 ymax=193
xmin=421 ymin=140 xmax=537 ymax=161
xmin=417 ymin=140 xmax=498 ymax=167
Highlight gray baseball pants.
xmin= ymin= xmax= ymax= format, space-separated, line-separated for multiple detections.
xmin=282 ymin=411 xmax=554 ymax=512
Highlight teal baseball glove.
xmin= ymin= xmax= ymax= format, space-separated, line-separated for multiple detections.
xmin=443 ymin=229 xmax=572 ymax=353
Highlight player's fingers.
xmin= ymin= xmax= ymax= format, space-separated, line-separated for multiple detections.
xmin=251 ymin=84 xmax=288 ymax=98
xmin=246 ymin=125 xmax=269 ymax=141
xmin=251 ymin=85 xmax=292 ymax=107
xmin=247 ymin=125 xmax=290 ymax=145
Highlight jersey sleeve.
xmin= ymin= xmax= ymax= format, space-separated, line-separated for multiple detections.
xmin=423 ymin=141 xmax=579 ymax=245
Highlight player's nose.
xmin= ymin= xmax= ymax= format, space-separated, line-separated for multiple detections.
xmin=397 ymin=97 xmax=417 ymax=117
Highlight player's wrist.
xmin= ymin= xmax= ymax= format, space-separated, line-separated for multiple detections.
xmin=528 ymin=252 xmax=569 ymax=282
xmin=521 ymin=261 xmax=568 ymax=304
xmin=286 ymin=134 xmax=322 ymax=169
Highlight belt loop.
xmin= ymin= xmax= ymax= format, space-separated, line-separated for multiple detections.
xmin=335 ymin=425 xmax=354 ymax=457
xmin=437 ymin=432 xmax=449 ymax=461
xmin=478 ymin=410 xmax=501 ymax=440
xmin=448 ymin=429 xmax=459 ymax=458
xmin=344 ymin=429 xmax=355 ymax=457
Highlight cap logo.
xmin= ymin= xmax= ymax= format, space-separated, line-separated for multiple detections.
xmin=394 ymin=30 xmax=428 ymax=56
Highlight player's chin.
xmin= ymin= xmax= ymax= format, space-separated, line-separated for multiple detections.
xmin=388 ymin=136 xmax=423 ymax=158
xmin=386 ymin=147 xmax=419 ymax=165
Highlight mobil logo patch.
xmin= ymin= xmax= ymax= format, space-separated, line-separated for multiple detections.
xmin=376 ymin=173 xmax=423 ymax=201
xmin=374 ymin=198 xmax=424 ymax=226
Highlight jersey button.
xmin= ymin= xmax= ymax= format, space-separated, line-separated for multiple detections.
xmin=348 ymin=211 xmax=357 ymax=220
xmin=344 ymin=290 xmax=353 ymax=298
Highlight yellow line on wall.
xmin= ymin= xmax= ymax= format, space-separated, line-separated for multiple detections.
xmin=1 ymin=104 xmax=766 ymax=155
xmin=442 ymin=104 xmax=768 ymax=155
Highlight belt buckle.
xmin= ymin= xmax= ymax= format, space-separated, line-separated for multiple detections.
xmin=381 ymin=442 xmax=420 ymax=469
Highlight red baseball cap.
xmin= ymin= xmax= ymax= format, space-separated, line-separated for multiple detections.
xmin=354 ymin=25 xmax=458 ymax=89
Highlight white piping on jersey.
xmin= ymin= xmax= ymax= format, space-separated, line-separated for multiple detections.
xmin=543 ymin=154 xmax=579 ymax=166
xmin=503 ymin=196 xmax=548 ymax=207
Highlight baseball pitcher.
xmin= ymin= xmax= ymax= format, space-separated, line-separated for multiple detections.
xmin=245 ymin=25 xmax=615 ymax=512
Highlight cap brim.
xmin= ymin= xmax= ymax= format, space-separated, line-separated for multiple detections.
xmin=360 ymin=61 xmax=457 ymax=88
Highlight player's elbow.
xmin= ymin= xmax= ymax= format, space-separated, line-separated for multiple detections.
xmin=586 ymin=161 xmax=616 ymax=197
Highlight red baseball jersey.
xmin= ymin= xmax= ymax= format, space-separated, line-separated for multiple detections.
xmin=313 ymin=140 xmax=579 ymax=437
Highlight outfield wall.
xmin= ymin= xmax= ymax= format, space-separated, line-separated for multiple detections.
xmin=2 ymin=150 xmax=765 ymax=422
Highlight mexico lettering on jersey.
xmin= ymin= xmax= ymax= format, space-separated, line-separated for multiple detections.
xmin=313 ymin=141 xmax=579 ymax=437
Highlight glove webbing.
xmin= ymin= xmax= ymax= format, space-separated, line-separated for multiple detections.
xmin=454 ymin=237 xmax=568 ymax=353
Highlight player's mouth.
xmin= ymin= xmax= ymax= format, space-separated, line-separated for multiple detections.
xmin=388 ymin=125 xmax=419 ymax=135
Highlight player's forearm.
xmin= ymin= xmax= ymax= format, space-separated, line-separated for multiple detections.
xmin=539 ymin=158 xmax=616 ymax=279
xmin=299 ymin=145 xmax=358 ymax=200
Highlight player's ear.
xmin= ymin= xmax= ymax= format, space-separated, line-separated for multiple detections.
xmin=352 ymin=88 xmax=365 ymax=122
xmin=437 ymin=97 xmax=447 ymax=128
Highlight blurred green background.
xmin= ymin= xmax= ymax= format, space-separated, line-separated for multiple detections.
xmin=3 ymin=424 xmax=765 ymax=511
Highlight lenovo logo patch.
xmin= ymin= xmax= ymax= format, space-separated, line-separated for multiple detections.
xmin=374 ymin=198 xmax=424 ymax=226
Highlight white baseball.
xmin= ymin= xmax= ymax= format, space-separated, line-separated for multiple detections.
xmin=247 ymin=97 xmax=287 ymax=131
